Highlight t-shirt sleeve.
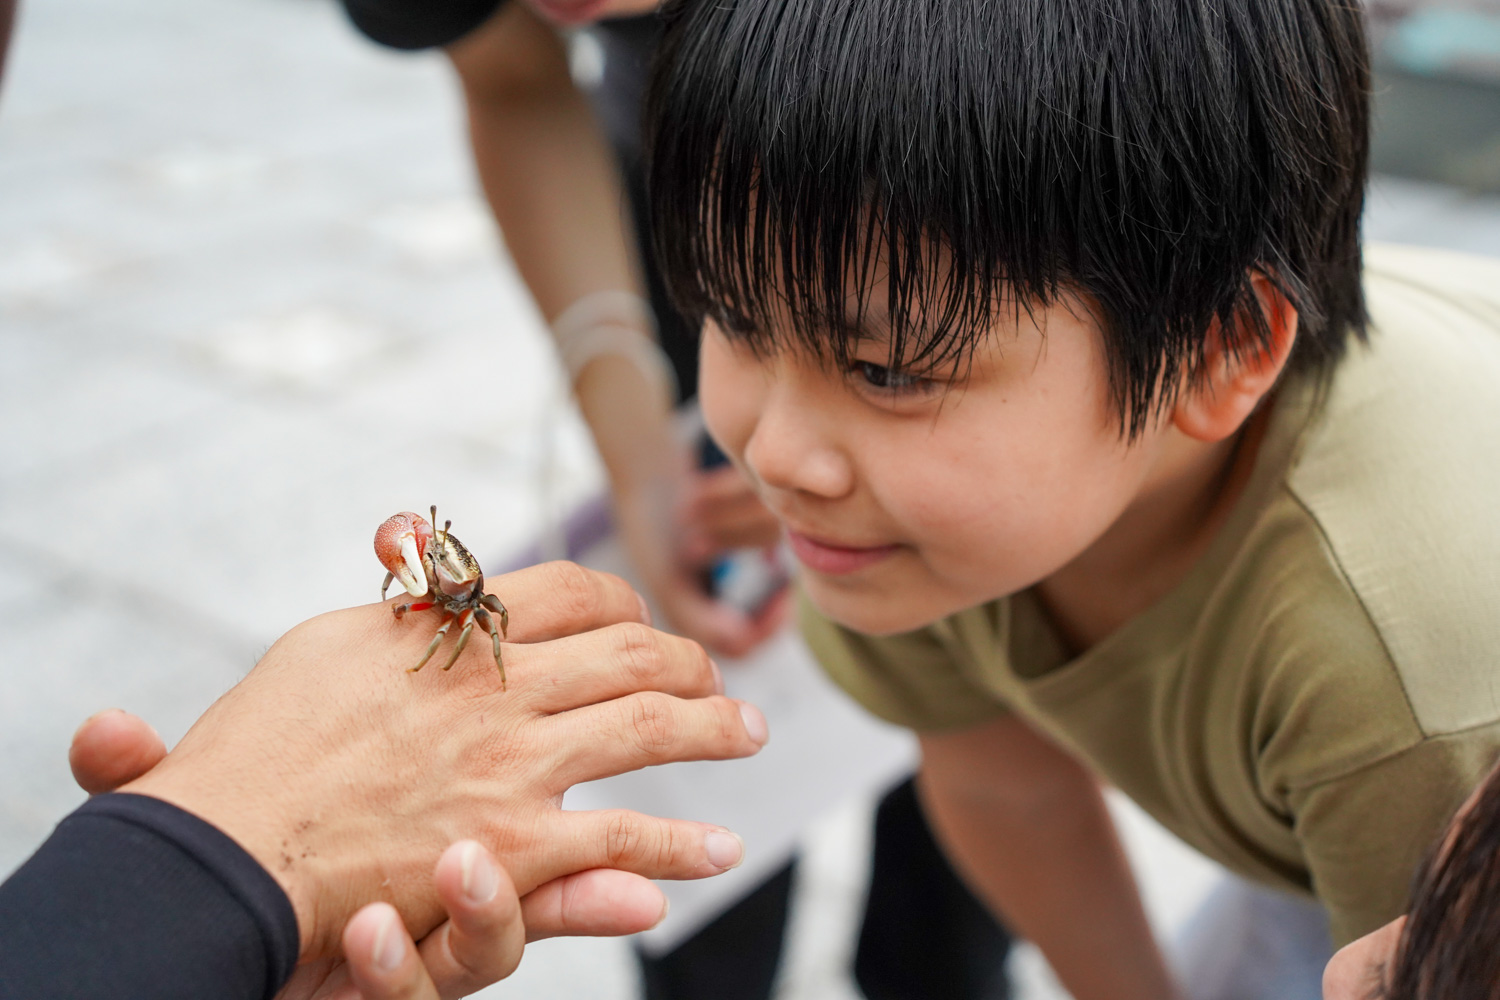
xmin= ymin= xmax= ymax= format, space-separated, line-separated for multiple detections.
xmin=0 ymin=793 xmax=300 ymax=1000
xmin=1286 ymin=722 xmax=1500 ymax=946
xmin=340 ymin=0 xmax=507 ymax=50
xmin=797 ymin=591 xmax=1010 ymax=732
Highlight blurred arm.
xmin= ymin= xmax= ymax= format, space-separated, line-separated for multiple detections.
xmin=445 ymin=11 xmax=789 ymax=655
xmin=446 ymin=5 xmax=679 ymax=501
xmin=920 ymin=715 xmax=1181 ymax=1000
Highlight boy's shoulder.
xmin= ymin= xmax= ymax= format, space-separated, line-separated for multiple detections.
xmin=1277 ymin=243 xmax=1500 ymax=743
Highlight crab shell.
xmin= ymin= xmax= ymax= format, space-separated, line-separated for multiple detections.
xmin=430 ymin=531 xmax=482 ymax=599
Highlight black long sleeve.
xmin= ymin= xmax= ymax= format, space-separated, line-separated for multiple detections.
xmin=0 ymin=793 xmax=299 ymax=1000
xmin=340 ymin=0 xmax=507 ymax=51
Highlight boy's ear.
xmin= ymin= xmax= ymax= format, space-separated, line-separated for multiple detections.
xmin=1172 ymin=273 xmax=1298 ymax=443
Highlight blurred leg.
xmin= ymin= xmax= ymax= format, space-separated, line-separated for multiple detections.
xmin=855 ymin=776 xmax=1014 ymax=1000
xmin=637 ymin=861 xmax=796 ymax=1000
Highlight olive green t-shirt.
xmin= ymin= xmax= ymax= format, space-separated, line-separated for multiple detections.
xmin=801 ymin=243 xmax=1500 ymax=946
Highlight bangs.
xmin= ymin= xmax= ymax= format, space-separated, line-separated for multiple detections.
xmin=649 ymin=0 xmax=1058 ymax=375
xmin=647 ymin=0 xmax=1369 ymax=435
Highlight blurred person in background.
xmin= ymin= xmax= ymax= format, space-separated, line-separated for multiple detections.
xmin=335 ymin=2 xmax=1016 ymax=998
xmin=1323 ymin=756 xmax=1500 ymax=999
xmin=0 ymin=6 xmax=747 ymax=997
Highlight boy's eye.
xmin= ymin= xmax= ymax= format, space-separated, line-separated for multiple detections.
xmin=853 ymin=360 xmax=932 ymax=395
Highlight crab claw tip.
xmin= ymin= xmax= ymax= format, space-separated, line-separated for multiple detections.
xmin=396 ymin=533 xmax=426 ymax=597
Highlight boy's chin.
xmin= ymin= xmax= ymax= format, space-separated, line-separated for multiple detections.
xmin=800 ymin=572 xmax=957 ymax=637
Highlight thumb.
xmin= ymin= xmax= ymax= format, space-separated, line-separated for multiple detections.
xmin=69 ymin=709 xmax=168 ymax=795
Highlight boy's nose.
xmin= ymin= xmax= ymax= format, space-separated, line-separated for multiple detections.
xmin=742 ymin=394 xmax=855 ymax=501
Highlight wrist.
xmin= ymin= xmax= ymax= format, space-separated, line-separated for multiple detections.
xmin=122 ymin=756 xmax=331 ymax=958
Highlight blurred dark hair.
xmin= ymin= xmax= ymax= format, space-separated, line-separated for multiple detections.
xmin=1380 ymin=762 xmax=1500 ymax=999
xmin=647 ymin=0 xmax=1370 ymax=436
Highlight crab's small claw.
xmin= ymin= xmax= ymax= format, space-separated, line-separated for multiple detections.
xmin=375 ymin=511 xmax=434 ymax=598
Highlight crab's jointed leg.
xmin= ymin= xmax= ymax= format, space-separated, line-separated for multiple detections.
xmin=475 ymin=605 xmax=506 ymax=689
xmin=481 ymin=593 xmax=509 ymax=638
xmin=441 ymin=609 xmax=476 ymax=672
xmin=381 ymin=571 xmax=394 ymax=601
xmin=392 ymin=601 xmax=435 ymax=620
xmin=410 ymin=611 xmax=456 ymax=673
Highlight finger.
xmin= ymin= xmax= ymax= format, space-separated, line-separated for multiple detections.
xmin=412 ymin=842 xmax=526 ymax=998
xmin=343 ymin=903 xmax=440 ymax=1000
xmin=656 ymin=581 xmax=766 ymax=659
xmin=687 ymin=464 xmax=760 ymax=505
xmin=478 ymin=562 xmax=651 ymax=642
xmin=542 ymin=692 xmax=767 ymax=789
xmin=696 ymin=515 xmax=783 ymax=554
xmin=545 ymin=809 xmax=749 ymax=882
xmin=510 ymin=621 xmax=722 ymax=714
xmin=69 ymin=709 xmax=168 ymax=795
xmin=521 ymin=869 xmax=669 ymax=942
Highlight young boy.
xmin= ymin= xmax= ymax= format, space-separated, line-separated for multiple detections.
xmin=645 ymin=0 xmax=1500 ymax=996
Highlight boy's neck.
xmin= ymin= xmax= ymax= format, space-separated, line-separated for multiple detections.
xmin=1034 ymin=407 xmax=1271 ymax=656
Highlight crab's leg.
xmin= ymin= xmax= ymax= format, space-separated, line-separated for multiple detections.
xmin=381 ymin=571 xmax=394 ymax=600
xmin=392 ymin=601 xmax=435 ymax=621
xmin=410 ymin=611 xmax=456 ymax=673
xmin=441 ymin=609 xmax=475 ymax=671
xmin=475 ymin=606 xmax=506 ymax=689
xmin=481 ymin=593 xmax=509 ymax=638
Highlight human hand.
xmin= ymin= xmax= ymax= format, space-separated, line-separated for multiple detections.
xmin=71 ymin=710 xmax=671 ymax=999
xmin=678 ymin=464 xmax=784 ymax=561
xmin=616 ymin=464 xmax=789 ymax=659
xmin=102 ymin=562 xmax=764 ymax=962
xmin=289 ymin=844 xmax=668 ymax=1000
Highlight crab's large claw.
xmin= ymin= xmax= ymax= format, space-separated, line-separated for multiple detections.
xmin=375 ymin=511 xmax=434 ymax=598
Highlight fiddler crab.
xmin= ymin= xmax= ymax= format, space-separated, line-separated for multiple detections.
xmin=374 ymin=507 xmax=509 ymax=686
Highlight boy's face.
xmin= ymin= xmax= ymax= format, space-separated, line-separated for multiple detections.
xmin=700 ymin=288 xmax=1179 ymax=636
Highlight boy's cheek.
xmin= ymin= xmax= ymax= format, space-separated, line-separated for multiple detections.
xmin=697 ymin=327 xmax=763 ymax=465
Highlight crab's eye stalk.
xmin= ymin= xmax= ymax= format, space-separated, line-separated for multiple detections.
xmin=375 ymin=511 xmax=433 ymax=598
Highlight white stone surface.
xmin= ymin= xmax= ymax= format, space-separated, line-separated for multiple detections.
xmin=3 ymin=1 xmax=1500 ymax=997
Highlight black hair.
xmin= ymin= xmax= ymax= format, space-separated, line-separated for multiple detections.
xmin=1380 ymin=760 xmax=1500 ymax=999
xmin=647 ymin=0 xmax=1370 ymax=436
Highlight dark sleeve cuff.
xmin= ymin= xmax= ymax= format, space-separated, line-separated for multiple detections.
xmin=340 ymin=0 xmax=508 ymax=50
xmin=0 ymin=793 xmax=299 ymax=1000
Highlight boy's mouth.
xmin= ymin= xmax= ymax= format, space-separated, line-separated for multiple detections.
xmin=786 ymin=530 xmax=900 ymax=576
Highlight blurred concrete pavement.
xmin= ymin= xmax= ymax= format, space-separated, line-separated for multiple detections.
xmin=3 ymin=0 xmax=1500 ymax=997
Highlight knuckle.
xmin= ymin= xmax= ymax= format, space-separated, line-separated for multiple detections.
xmin=608 ymin=621 xmax=662 ymax=685
xmin=626 ymin=692 xmax=678 ymax=753
xmin=541 ymin=561 xmax=602 ymax=621
xmin=602 ymin=812 xmax=645 ymax=868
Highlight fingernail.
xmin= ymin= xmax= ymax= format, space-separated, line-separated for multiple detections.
xmin=653 ymin=896 xmax=670 ymax=929
xmin=705 ymin=830 xmax=744 ymax=870
xmin=636 ymin=592 xmax=653 ymax=626
xmin=460 ymin=841 xmax=499 ymax=904
xmin=372 ymin=906 xmax=406 ymax=973
xmin=710 ymin=660 xmax=725 ymax=695
xmin=738 ymin=702 xmax=769 ymax=746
